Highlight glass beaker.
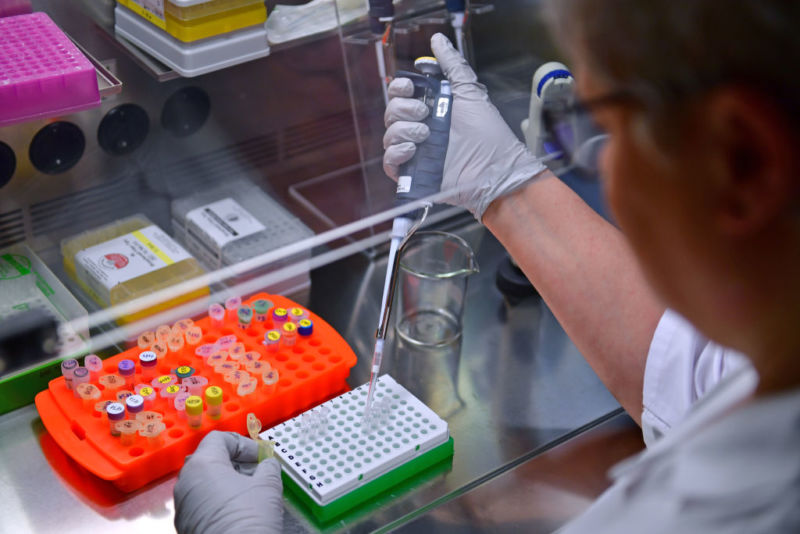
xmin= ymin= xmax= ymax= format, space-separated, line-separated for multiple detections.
xmin=396 ymin=231 xmax=479 ymax=347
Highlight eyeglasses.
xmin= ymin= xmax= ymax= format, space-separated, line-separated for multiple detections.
xmin=541 ymin=91 xmax=636 ymax=174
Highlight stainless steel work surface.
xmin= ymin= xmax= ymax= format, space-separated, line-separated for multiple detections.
xmin=0 ymin=218 xmax=621 ymax=533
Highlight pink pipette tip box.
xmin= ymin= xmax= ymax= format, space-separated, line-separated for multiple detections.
xmin=0 ymin=12 xmax=100 ymax=127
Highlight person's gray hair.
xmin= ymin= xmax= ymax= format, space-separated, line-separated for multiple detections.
xmin=546 ymin=0 xmax=800 ymax=145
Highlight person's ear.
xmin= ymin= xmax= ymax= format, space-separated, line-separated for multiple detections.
xmin=703 ymin=87 xmax=799 ymax=235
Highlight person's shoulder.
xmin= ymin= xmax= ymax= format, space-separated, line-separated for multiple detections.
xmin=666 ymin=386 xmax=800 ymax=528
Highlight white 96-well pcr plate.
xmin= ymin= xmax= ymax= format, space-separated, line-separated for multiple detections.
xmin=261 ymin=375 xmax=451 ymax=509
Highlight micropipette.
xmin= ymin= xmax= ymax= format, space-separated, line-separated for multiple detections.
xmin=368 ymin=0 xmax=395 ymax=105
xmin=365 ymin=56 xmax=454 ymax=417
xmin=446 ymin=0 xmax=468 ymax=57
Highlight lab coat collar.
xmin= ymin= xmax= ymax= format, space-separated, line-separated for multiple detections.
xmin=610 ymin=366 xmax=800 ymax=498
xmin=610 ymin=365 xmax=757 ymax=479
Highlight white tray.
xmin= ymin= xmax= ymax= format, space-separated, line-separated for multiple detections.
xmin=262 ymin=375 xmax=450 ymax=506
xmin=114 ymin=5 xmax=269 ymax=77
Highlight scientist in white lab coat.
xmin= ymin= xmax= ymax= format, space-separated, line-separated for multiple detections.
xmin=172 ymin=0 xmax=800 ymax=532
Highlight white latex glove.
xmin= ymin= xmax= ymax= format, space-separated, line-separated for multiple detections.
xmin=174 ymin=431 xmax=283 ymax=534
xmin=384 ymin=33 xmax=547 ymax=221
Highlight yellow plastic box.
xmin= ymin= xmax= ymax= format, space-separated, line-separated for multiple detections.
xmin=62 ymin=215 xmax=208 ymax=324
xmin=165 ymin=0 xmax=263 ymax=21
xmin=117 ymin=0 xmax=267 ymax=42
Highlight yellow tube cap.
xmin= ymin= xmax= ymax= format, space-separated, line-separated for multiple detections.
xmin=185 ymin=395 xmax=203 ymax=415
xmin=205 ymin=385 xmax=223 ymax=406
xmin=282 ymin=322 xmax=297 ymax=334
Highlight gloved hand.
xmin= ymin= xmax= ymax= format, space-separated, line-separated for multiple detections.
xmin=174 ymin=431 xmax=283 ymax=534
xmin=383 ymin=33 xmax=547 ymax=221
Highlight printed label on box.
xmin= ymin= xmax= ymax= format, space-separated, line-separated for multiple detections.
xmin=186 ymin=198 xmax=266 ymax=249
xmin=75 ymin=225 xmax=191 ymax=304
xmin=124 ymin=0 xmax=166 ymax=28
xmin=0 ymin=254 xmax=32 ymax=279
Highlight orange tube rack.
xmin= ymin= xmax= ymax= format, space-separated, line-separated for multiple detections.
xmin=35 ymin=293 xmax=357 ymax=492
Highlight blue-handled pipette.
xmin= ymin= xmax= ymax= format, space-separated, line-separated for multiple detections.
xmin=369 ymin=0 xmax=395 ymax=105
xmin=446 ymin=0 xmax=467 ymax=57
xmin=365 ymin=57 xmax=454 ymax=418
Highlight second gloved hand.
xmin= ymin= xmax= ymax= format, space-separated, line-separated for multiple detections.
xmin=174 ymin=431 xmax=283 ymax=534
xmin=383 ymin=33 xmax=547 ymax=221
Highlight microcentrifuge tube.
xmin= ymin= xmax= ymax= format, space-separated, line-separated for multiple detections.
xmin=262 ymin=369 xmax=279 ymax=395
xmin=99 ymin=374 xmax=125 ymax=395
xmin=207 ymin=352 xmax=227 ymax=369
xmin=185 ymin=396 xmax=203 ymax=428
xmin=71 ymin=367 xmax=90 ymax=397
xmin=151 ymin=341 xmax=168 ymax=360
xmin=171 ymin=325 xmax=184 ymax=340
xmin=246 ymin=360 xmax=269 ymax=375
xmin=262 ymin=368 xmax=279 ymax=385
xmin=236 ymin=373 xmax=258 ymax=397
xmin=264 ymin=330 xmax=280 ymax=352
xmin=209 ymin=303 xmax=225 ymax=328
xmin=138 ymin=331 xmax=156 ymax=349
xmin=215 ymin=362 xmax=238 ymax=377
xmin=224 ymin=369 xmax=248 ymax=385
xmin=76 ymin=383 xmax=101 ymax=408
xmin=182 ymin=375 xmax=208 ymax=396
xmin=118 ymin=359 xmax=136 ymax=388
xmin=116 ymin=420 xmax=141 ymax=446
xmin=162 ymin=383 xmax=182 ymax=398
xmin=139 ymin=350 xmax=158 ymax=380
xmin=174 ymin=391 xmax=190 ymax=419
xmin=219 ymin=360 xmax=241 ymax=373
xmin=289 ymin=307 xmax=308 ymax=323
xmin=252 ymin=299 xmax=272 ymax=322
xmin=362 ymin=410 xmax=375 ymax=431
xmin=195 ymin=343 xmax=216 ymax=359
xmin=106 ymin=402 xmax=125 ymax=436
xmin=156 ymin=324 xmax=172 ymax=342
xmin=84 ymin=354 xmax=103 ymax=379
xmin=310 ymin=412 xmax=322 ymax=433
xmin=126 ymin=394 xmax=144 ymax=418
xmin=238 ymin=306 xmax=253 ymax=329
xmin=298 ymin=319 xmax=313 ymax=337
xmin=300 ymin=413 xmax=312 ymax=439
xmin=215 ymin=334 xmax=236 ymax=349
xmin=167 ymin=334 xmax=185 ymax=353
xmin=136 ymin=386 xmax=157 ymax=409
xmin=247 ymin=413 xmax=261 ymax=439
xmin=185 ymin=326 xmax=203 ymax=346
xmin=174 ymin=318 xmax=194 ymax=333
xmin=139 ymin=421 xmax=166 ymax=447
xmin=116 ymin=389 xmax=134 ymax=403
xmin=272 ymin=307 xmax=288 ymax=326
xmin=225 ymin=296 xmax=242 ymax=321
xmin=247 ymin=413 xmax=273 ymax=461
xmin=228 ymin=342 xmax=246 ymax=361
xmin=61 ymin=358 xmax=78 ymax=389
xmin=95 ymin=399 xmax=113 ymax=417
xmin=282 ymin=322 xmax=297 ymax=346
xmin=136 ymin=411 xmax=162 ymax=424
xmin=175 ymin=365 xmax=195 ymax=380
xmin=205 ymin=386 xmax=223 ymax=419
xmin=242 ymin=350 xmax=262 ymax=363
xmin=152 ymin=374 xmax=177 ymax=390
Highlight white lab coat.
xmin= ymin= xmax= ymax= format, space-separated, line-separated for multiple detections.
xmin=559 ymin=310 xmax=800 ymax=533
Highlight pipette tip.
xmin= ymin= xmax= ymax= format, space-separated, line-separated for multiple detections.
xmin=363 ymin=339 xmax=384 ymax=418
